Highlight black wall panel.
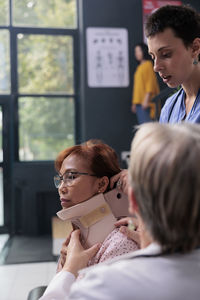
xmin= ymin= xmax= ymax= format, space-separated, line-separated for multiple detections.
xmin=78 ymin=0 xmax=141 ymax=161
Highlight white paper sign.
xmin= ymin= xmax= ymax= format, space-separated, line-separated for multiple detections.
xmin=86 ymin=27 xmax=129 ymax=87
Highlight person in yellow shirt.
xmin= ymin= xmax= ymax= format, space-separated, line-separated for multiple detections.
xmin=131 ymin=42 xmax=160 ymax=124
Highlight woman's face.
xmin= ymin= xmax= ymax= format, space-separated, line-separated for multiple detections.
xmin=134 ymin=45 xmax=143 ymax=62
xmin=58 ymin=154 xmax=101 ymax=209
xmin=147 ymin=28 xmax=195 ymax=88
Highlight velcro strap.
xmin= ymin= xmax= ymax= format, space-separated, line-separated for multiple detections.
xmin=79 ymin=203 xmax=111 ymax=228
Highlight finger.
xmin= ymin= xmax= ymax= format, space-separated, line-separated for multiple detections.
xmin=119 ymin=226 xmax=140 ymax=245
xmin=59 ymin=251 xmax=66 ymax=262
xmin=115 ymin=217 xmax=130 ymax=227
xmin=69 ymin=229 xmax=82 ymax=246
xmin=122 ymin=181 xmax=129 ymax=195
xmin=60 ymin=243 xmax=68 ymax=253
xmin=61 ymin=256 xmax=66 ymax=267
xmin=60 ymin=248 xmax=67 ymax=256
xmin=115 ymin=217 xmax=138 ymax=227
xmin=71 ymin=229 xmax=81 ymax=239
xmin=110 ymin=173 xmax=121 ymax=189
xmin=85 ymin=243 xmax=101 ymax=260
xmin=62 ymin=231 xmax=73 ymax=247
xmin=116 ymin=179 xmax=122 ymax=190
xmin=56 ymin=256 xmax=64 ymax=272
xmin=119 ymin=170 xmax=129 ymax=194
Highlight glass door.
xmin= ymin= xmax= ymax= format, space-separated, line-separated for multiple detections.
xmin=0 ymin=100 xmax=11 ymax=233
xmin=0 ymin=107 xmax=3 ymax=226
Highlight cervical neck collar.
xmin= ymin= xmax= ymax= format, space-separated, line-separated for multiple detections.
xmin=57 ymin=188 xmax=130 ymax=247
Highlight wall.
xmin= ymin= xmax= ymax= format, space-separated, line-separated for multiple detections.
xmin=78 ymin=0 xmax=142 ymax=165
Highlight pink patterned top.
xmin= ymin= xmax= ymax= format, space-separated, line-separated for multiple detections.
xmin=56 ymin=227 xmax=139 ymax=276
xmin=87 ymin=227 xmax=139 ymax=266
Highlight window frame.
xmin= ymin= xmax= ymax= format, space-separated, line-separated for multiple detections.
xmin=13 ymin=27 xmax=79 ymax=161
xmin=0 ymin=0 xmax=80 ymax=233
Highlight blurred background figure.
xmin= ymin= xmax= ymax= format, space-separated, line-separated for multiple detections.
xmin=131 ymin=42 xmax=160 ymax=124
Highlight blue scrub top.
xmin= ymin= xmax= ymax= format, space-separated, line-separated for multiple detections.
xmin=159 ymin=88 xmax=200 ymax=123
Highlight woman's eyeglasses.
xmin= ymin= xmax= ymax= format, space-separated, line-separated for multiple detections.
xmin=54 ymin=171 xmax=96 ymax=188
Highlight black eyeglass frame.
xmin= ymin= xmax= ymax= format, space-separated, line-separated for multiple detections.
xmin=53 ymin=171 xmax=97 ymax=188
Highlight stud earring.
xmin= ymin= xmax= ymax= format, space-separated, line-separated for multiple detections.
xmin=193 ymin=58 xmax=198 ymax=65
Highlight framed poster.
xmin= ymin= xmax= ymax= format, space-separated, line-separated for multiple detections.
xmin=86 ymin=27 xmax=129 ymax=88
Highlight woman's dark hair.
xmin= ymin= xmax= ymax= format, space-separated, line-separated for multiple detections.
xmin=135 ymin=42 xmax=152 ymax=61
xmin=145 ymin=5 xmax=200 ymax=48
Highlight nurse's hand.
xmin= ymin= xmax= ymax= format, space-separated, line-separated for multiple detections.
xmin=110 ymin=169 xmax=129 ymax=195
xmin=63 ymin=230 xmax=101 ymax=277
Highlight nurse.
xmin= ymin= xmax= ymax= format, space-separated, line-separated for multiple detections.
xmin=146 ymin=5 xmax=200 ymax=123
xmin=112 ymin=4 xmax=200 ymax=241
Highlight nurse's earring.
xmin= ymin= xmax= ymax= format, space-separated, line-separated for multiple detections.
xmin=193 ymin=58 xmax=198 ymax=65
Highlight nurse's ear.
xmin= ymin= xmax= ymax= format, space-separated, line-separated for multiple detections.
xmin=191 ymin=37 xmax=200 ymax=60
xmin=98 ymin=176 xmax=109 ymax=193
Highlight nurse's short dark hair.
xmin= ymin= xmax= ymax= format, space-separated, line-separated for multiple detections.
xmin=145 ymin=5 xmax=200 ymax=47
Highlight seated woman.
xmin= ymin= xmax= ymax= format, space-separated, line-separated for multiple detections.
xmin=40 ymin=122 xmax=200 ymax=300
xmin=54 ymin=139 xmax=138 ymax=271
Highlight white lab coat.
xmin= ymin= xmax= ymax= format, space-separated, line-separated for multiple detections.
xmin=39 ymin=243 xmax=200 ymax=300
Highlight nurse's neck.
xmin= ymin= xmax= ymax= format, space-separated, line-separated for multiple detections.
xmin=182 ymin=68 xmax=200 ymax=100
xmin=183 ymin=84 xmax=200 ymax=115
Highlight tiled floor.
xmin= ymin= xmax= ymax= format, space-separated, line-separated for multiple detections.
xmin=0 ymin=261 xmax=57 ymax=300
xmin=0 ymin=235 xmax=57 ymax=300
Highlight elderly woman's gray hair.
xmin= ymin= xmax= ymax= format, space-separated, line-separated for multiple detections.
xmin=129 ymin=122 xmax=200 ymax=253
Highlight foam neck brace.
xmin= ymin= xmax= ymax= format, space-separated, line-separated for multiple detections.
xmin=57 ymin=188 xmax=130 ymax=247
